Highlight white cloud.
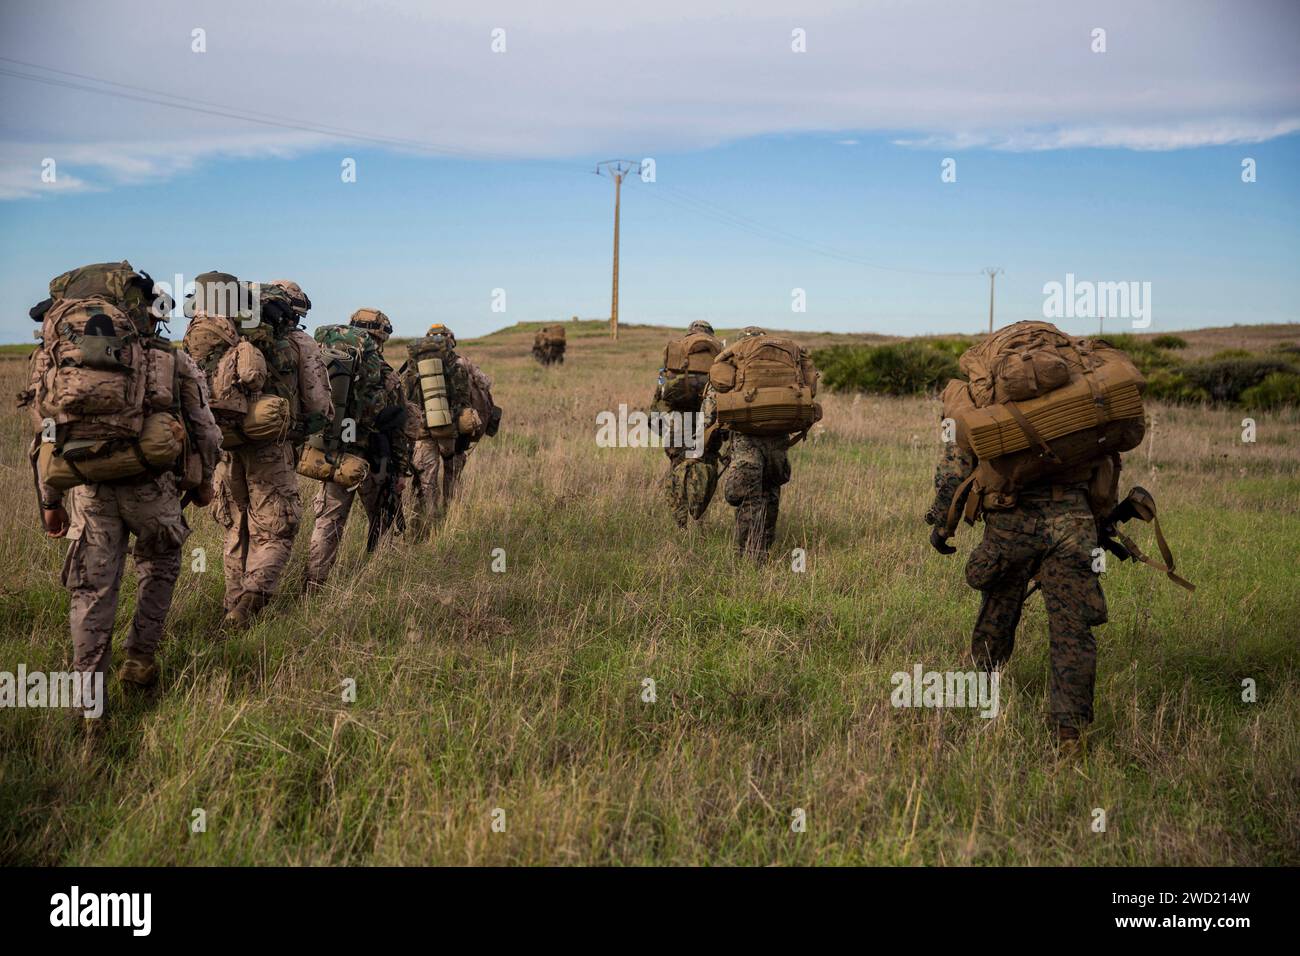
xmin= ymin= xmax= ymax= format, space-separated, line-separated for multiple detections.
xmin=0 ymin=0 xmax=1297 ymax=195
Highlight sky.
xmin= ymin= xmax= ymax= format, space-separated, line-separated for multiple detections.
xmin=1 ymin=0 xmax=1298 ymax=341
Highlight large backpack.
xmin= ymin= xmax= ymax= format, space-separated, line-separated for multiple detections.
xmin=23 ymin=296 xmax=185 ymax=488
xmin=709 ymin=334 xmax=820 ymax=436
xmin=658 ymin=330 xmax=721 ymax=411
xmin=309 ymin=324 xmax=388 ymax=453
xmin=404 ymin=332 xmax=470 ymax=441
xmin=182 ymin=284 xmax=304 ymax=446
xmin=940 ymin=320 xmax=1147 ymax=525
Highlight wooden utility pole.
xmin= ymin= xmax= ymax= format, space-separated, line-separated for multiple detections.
xmin=596 ymin=160 xmax=641 ymax=340
xmin=982 ymin=267 xmax=1003 ymax=334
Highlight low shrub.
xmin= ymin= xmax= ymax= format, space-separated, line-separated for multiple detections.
xmin=1151 ymin=334 xmax=1188 ymax=350
xmin=1239 ymin=372 xmax=1300 ymax=410
xmin=815 ymin=343 xmax=960 ymax=395
xmin=1179 ymin=358 xmax=1298 ymax=404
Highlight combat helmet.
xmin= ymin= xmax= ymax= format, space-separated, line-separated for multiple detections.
xmin=350 ymin=307 xmax=393 ymax=344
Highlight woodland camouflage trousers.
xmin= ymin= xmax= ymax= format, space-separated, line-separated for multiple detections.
xmin=964 ymin=485 xmax=1108 ymax=731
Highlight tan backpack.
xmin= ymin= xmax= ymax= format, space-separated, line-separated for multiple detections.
xmin=24 ymin=297 xmax=185 ymax=488
xmin=709 ymin=334 xmax=821 ymax=436
xmin=659 ymin=331 xmax=721 ymax=411
xmin=941 ymin=320 xmax=1147 ymax=527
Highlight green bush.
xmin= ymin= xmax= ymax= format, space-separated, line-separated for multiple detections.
xmin=1179 ymin=358 xmax=1298 ymax=404
xmin=1101 ymin=333 xmax=1182 ymax=373
xmin=1151 ymin=334 xmax=1188 ymax=350
xmin=1211 ymin=348 xmax=1253 ymax=361
xmin=815 ymin=343 xmax=960 ymax=396
xmin=919 ymin=337 xmax=976 ymax=359
xmin=1239 ymin=372 xmax=1300 ymax=410
xmin=1143 ymin=368 xmax=1209 ymax=405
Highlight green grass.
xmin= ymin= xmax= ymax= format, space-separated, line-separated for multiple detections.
xmin=0 ymin=324 xmax=1297 ymax=865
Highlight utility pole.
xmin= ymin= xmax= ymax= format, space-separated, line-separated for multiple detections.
xmin=982 ymin=267 xmax=1004 ymax=334
xmin=595 ymin=160 xmax=641 ymax=340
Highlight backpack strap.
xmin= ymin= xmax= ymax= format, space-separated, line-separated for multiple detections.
xmin=943 ymin=472 xmax=980 ymax=536
xmin=1109 ymin=488 xmax=1195 ymax=591
xmin=1004 ymin=401 xmax=1061 ymax=463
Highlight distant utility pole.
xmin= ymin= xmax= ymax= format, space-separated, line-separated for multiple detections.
xmin=982 ymin=267 xmax=1004 ymax=334
xmin=595 ymin=160 xmax=642 ymax=340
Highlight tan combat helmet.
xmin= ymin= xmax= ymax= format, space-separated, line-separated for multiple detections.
xmin=688 ymin=320 xmax=716 ymax=336
xmin=350 ymin=307 xmax=393 ymax=344
xmin=268 ymin=279 xmax=311 ymax=317
xmin=739 ymin=326 xmax=766 ymax=338
xmin=426 ymin=322 xmax=456 ymax=349
xmin=189 ymin=270 xmax=241 ymax=318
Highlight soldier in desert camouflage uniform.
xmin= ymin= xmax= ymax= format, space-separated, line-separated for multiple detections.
xmin=201 ymin=276 xmax=333 ymax=629
xmin=32 ymin=268 xmax=223 ymax=693
xmin=926 ymin=440 xmax=1107 ymax=750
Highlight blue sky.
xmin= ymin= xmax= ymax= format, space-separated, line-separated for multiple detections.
xmin=2 ymin=0 xmax=1298 ymax=341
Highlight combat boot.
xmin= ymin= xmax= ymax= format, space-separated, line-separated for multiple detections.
xmin=222 ymin=591 xmax=271 ymax=630
xmin=1056 ymin=724 xmax=1085 ymax=760
xmin=118 ymin=651 xmax=159 ymax=689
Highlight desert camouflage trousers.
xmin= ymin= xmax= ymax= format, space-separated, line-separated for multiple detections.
xmin=306 ymin=474 xmax=384 ymax=586
xmin=409 ymin=438 xmax=465 ymax=535
xmin=722 ymin=433 xmax=790 ymax=561
xmin=62 ymin=476 xmax=189 ymax=674
xmin=212 ymin=441 xmax=301 ymax=611
xmin=964 ymin=485 xmax=1108 ymax=731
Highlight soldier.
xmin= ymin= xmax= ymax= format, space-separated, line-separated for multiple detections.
xmin=651 ymin=320 xmax=722 ymax=528
xmin=196 ymin=275 xmax=332 ymax=630
xmin=305 ymin=309 xmax=418 ymax=589
xmin=29 ymin=264 xmax=222 ymax=697
xmin=401 ymin=323 xmax=498 ymax=532
xmin=532 ymin=324 xmax=566 ymax=366
xmin=926 ymin=441 xmax=1106 ymax=754
xmin=699 ymin=326 xmax=819 ymax=562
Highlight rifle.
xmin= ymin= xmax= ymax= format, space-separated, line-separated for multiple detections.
xmin=365 ymin=404 xmax=409 ymax=552
xmin=1097 ymin=486 xmax=1195 ymax=591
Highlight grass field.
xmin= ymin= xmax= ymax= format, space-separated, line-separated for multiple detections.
xmin=1 ymin=320 xmax=1297 ymax=866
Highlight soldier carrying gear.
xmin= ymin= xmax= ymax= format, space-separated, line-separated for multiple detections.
xmin=532 ymin=324 xmax=566 ymax=366
xmin=925 ymin=321 xmax=1189 ymax=755
xmin=268 ymin=278 xmax=311 ymax=318
xmin=349 ymin=307 xmax=393 ymax=345
xmin=184 ymin=273 xmax=333 ymax=631
xmin=698 ymin=326 xmax=821 ymax=561
xmin=305 ymin=310 xmax=420 ymax=589
xmin=652 ymin=320 xmax=723 ymax=528
xmin=24 ymin=261 xmax=222 ymax=705
xmin=400 ymin=322 xmax=500 ymax=534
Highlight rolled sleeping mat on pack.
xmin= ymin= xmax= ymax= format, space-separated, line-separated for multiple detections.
xmin=296 ymin=444 xmax=369 ymax=491
xmin=38 ymin=412 xmax=185 ymax=490
xmin=418 ymin=357 xmax=455 ymax=439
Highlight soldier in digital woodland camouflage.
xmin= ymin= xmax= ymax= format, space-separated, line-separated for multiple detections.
xmin=698 ymin=326 xmax=820 ymax=562
xmin=925 ymin=323 xmax=1138 ymax=753
xmin=191 ymin=274 xmax=332 ymax=630
xmin=651 ymin=320 xmax=722 ymax=528
xmin=23 ymin=262 xmax=223 ymax=699
xmin=305 ymin=309 xmax=419 ymax=588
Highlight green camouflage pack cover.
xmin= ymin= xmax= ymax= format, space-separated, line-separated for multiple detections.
xmin=312 ymin=323 xmax=389 ymax=452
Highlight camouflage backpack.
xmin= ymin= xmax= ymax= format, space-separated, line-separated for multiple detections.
xmin=309 ymin=324 xmax=389 ymax=456
xmin=41 ymin=261 xmax=162 ymax=328
xmin=658 ymin=329 xmax=721 ymax=411
xmin=403 ymin=328 xmax=470 ymax=441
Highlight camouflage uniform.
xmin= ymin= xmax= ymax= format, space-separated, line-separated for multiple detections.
xmin=45 ymin=351 xmax=221 ymax=682
xmin=653 ymin=320 xmax=718 ymax=529
xmin=697 ymin=326 xmax=804 ymax=562
xmin=927 ymin=442 xmax=1107 ymax=734
xmin=207 ymin=279 xmax=332 ymax=626
xmin=404 ymin=347 xmax=492 ymax=530
xmin=306 ymin=312 xmax=418 ymax=586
